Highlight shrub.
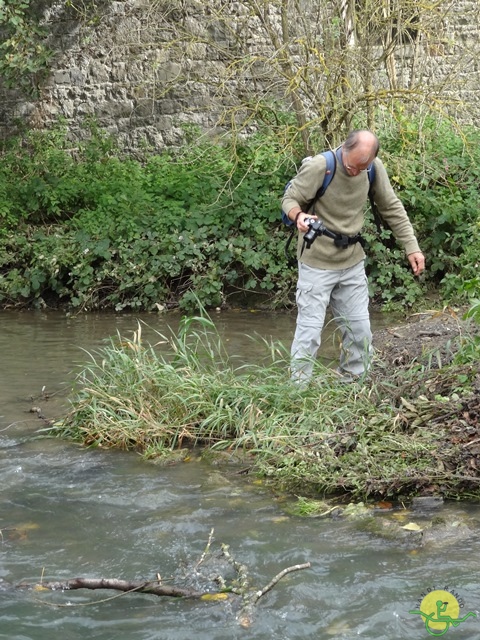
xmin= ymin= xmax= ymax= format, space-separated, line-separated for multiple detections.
xmin=1 ymin=112 xmax=479 ymax=311
xmin=377 ymin=114 xmax=480 ymax=306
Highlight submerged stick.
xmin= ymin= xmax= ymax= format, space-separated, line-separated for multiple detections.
xmin=22 ymin=578 xmax=205 ymax=599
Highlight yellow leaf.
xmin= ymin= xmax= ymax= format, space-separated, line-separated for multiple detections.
xmin=33 ymin=584 xmax=49 ymax=591
xmin=271 ymin=516 xmax=290 ymax=523
xmin=401 ymin=522 xmax=423 ymax=531
xmin=17 ymin=522 xmax=40 ymax=531
xmin=400 ymin=397 xmax=417 ymax=412
xmin=200 ymin=592 xmax=229 ymax=601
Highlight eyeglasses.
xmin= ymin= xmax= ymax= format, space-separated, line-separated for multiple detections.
xmin=346 ymin=165 xmax=370 ymax=173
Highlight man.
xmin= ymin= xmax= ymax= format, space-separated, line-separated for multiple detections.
xmin=282 ymin=129 xmax=425 ymax=384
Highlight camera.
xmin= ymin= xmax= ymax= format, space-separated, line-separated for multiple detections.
xmin=303 ymin=217 xmax=327 ymax=248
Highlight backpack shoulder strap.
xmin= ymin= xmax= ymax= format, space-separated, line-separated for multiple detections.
xmin=367 ymin=159 xmax=376 ymax=194
xmin=367 ymin=159 xmax=394 ymax=243
xmin=315 ymin=150 xmax=336 ymax=199
xmin=282 ymin=149 xmax=337 ymax=226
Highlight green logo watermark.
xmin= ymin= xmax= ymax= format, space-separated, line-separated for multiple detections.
xmin=409 ymin=588 xmax=477 ymax=636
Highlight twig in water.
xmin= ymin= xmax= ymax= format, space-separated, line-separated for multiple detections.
xmin=195 ymin=527 xmax=215 ymax=570
xmin=251 ymin=562 xmax=311 ymax=605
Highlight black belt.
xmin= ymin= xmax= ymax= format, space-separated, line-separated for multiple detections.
xmin=286 ymin=219 xmax=366 ymax=265
xmin=321 ymin=227 xmax=366 ymax=249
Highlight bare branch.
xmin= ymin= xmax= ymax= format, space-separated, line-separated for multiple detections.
xmin=251 ymin=562 xmax=311 ymax=604
xmin=21 ymin=577 xmax=205 ymax=598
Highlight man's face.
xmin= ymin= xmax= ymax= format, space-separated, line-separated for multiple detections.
xmin=342 ymin=147 xmax=374 ymax=176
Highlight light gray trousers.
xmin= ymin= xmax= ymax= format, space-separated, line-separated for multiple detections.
xmin=290 ymin=260 xmax=373 ymax=382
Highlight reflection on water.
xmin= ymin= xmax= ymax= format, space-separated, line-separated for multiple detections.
xmin=1 ymin=310 xmax=480 ymax=640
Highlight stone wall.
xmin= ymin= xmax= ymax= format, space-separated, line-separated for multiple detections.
xmin=0 ymin=0 xmax=479 ymax=151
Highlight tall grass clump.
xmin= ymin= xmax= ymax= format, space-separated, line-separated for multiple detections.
xmin=50 ymin=310 xmax=480 ymax=501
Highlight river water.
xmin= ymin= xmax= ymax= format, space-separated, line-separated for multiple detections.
xmin=1 ymin=309 xmax=480 ymax=640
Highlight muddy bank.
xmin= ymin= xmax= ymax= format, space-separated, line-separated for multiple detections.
xmin=373 ymin=308 xmax=478 ymax=369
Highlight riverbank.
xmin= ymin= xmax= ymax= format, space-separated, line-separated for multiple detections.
xmin=48 ymin=306 xmax=480 ymax=502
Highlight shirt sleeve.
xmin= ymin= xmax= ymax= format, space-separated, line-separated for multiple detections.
xmin=371 ymin=158 xmax=421 ymax=255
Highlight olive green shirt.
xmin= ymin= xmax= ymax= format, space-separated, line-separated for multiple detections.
xmin=282 ymin=152 xmax=421 ymax=270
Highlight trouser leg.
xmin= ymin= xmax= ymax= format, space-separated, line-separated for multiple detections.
xmin=290 ymin=263 xmax=337 ymax=383
xmin=330 ymin=260 xmax=372 ymax=377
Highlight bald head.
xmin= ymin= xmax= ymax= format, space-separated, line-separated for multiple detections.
xmin=343 ymin=130 xmax=379 ymax=162
xmin=341 ymin=130 xmax=379 ymax=176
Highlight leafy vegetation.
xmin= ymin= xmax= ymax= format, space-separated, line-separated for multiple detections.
xmin=0 ymin=0 xmax=52 ymax=95
xmin=370 ymin=112 xmax=480 ymax=308
xmin=1 ymin=113 xmax=480 ymax=312
xmin=48 ymin=308 xmax=480 ymax=501
xmin=0 ymin=121 xmax=296 ymax=311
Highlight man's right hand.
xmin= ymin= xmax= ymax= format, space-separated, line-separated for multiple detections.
xmin=296 ymin=213 xmax=317 ymax=232
xmin=288 ymin=208 xmax=317 ymax=232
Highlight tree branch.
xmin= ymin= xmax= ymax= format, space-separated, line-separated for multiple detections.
xmin=21 ymin=578 xmax=205 ymax=599
xmin=15 ymin=536 xmax=312 ymax=628
xmin=251 ymin=562 xmax=311 ymax=605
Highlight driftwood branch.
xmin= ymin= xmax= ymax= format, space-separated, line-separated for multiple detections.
xmin=251 ymin=563 xmax=312 ymax=605
xmin=16 ymin=532 xmax=311 ymax=627
xmin=21 ymin=578 xmax=205 ymax=599
xmin=194 ymin=526 xmax=215 ymax=570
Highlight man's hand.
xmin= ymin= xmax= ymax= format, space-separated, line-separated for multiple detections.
xmin=296 ymin=212 xmax=317 ymax=233
xmin=407 ymin=251 xmax=425 ymax=276
xmin=288 ymin=207 xmax=317 ymax=233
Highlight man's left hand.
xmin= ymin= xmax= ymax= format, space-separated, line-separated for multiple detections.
xmin=407 ymin=251 xmax=425 ymax=276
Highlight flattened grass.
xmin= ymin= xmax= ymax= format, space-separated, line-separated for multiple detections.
xmin=50 ymin=315 xmax=480 ymax=500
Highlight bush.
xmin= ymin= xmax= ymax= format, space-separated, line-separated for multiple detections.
xmin=0 ymin=124 xmax=296 ymax=310
xmin=1 ymin=113 xmax=479 ymax=311
xmin=375 ymin=113 xmax=480 ymax=306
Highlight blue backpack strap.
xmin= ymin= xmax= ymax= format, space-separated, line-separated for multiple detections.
xmin=281 ymin=188 xmax=294 ymax=225
xmin=315 ymin=149 xmax=336 ymax=198
xmin=282 ymin=150 xmax=337 ymax=226
xmin=367 ymin=160 xmax=376 ymax=192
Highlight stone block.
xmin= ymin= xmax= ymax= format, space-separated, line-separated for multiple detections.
xmin=89 ymin=61 xmax=111 ymax=83
xmin=154 ymin=63 xmax=183 ymax=84
xmin=70 ymin=68 xmax=86 ymax=86
xmin=14 ymin=102 xmax=36 ymax=117
xmin=54 ymin=71 xmax=71 ymax=85
xmin=111 ymin=62 xmax=128 ymax=82
xmin=153 ymin=99 xmax=177 ymax=115
xmin=133 ymin=98 xmax=155 ymax=117
xmin=94 ymin=100 xmax=134 ymax=118
xmin=60 ymin=101 xmax=75 ymax=118
xmin=76 ymin=102 xmax=95 ymax=116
